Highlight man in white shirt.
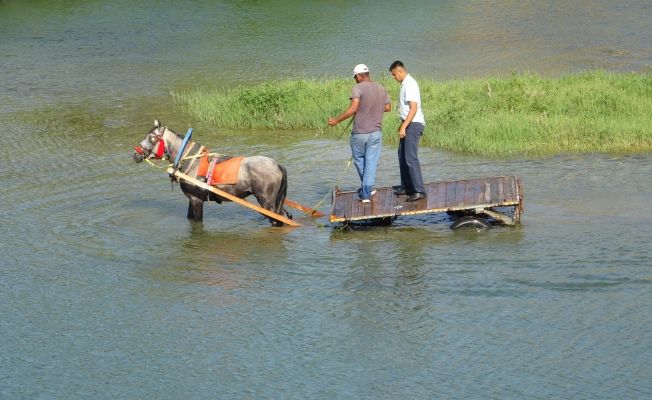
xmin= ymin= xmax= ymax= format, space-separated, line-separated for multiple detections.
xmin=389 ymin=60 xmax=426 ymax=202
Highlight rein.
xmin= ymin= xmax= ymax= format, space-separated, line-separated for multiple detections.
xmin=143 ymin=149 xmax=225 ymax=169
xmin=138 ymin=127 xmax=223 ymax=170
xmin=303 ymin=156 xmax=352 ymax=216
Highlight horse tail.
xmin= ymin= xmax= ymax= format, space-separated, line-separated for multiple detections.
xmin=274 ymin=163 xmax=288 ymax=217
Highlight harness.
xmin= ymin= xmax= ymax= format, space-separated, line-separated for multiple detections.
xmin=137 ymin=127 xmax=228 ymax=184
xmin=173 ymin=128 xmax=193 ymax=168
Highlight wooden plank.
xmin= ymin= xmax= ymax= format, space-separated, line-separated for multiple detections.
xmin=516 ymin=176 xmax=524 ymax=212
xmin=350 ymin=192 xmax=357 ymax=216
xmin=509 ymin=176 xmax=518 ymax=202
xmin=404 ymin=192 xmax=414 ymax=212
xmin=455 ymin=180 xmax=466 ymax=207
xmin=434 ymin=181 xmax=447 ymax=209
xmin=381 ymin=188 xmax=391 ymax=215
xmin=284 ymin=199 xmax=324 ymax=217
xmin=393 ymin=189 xmax=402 ymax=215
xmin=501 ymin=176 xmax=512 ymax=200
xmin=483 ymin=180 xmax=491 ymax=203
xmin=505 ymin=176 xmax=514 ymax=201
xmin=378 ymin=189 xmax=387 ymax=215
xmin=495 ymin=177 xmax=503 ymax=201
xmin=168 ymin=168 xmax=302 ymax=227
xmin=332 ymin=189 xmax=348 ymax=222
xmin=331 ymin=189 xmax=340 ymax=216
xmin=336 ymin=192 xmax=346 ymax=219
xmin=387 ymin=188 xmax=397 ymax=216
xmin=468 ymin=179 xmax=477 ymax=205
xmin=343 ymin=192 xmax=353 ymax=219
xmin=475 ymin=179 xmax=484 ymax=204
xmin=499 ymin=176 xmax=509 ymax=203
xmin=426 ymin=182 xmax=438 ymax=209
xmin=464 ymin=179 xmax=476 ymax=206
xmin=369 ymin=189 xmax=380 ymax=215
xmin=355 ymin=194 xmax=364 ymax=217
xmin=379 ymin=188 xmax=387 ymax=214
xmin=355 ymin=193 xmax=365 ymax=217
xmin=493 ymin=177 xmax=500 ymax=202
xmin=445 ymin=181 xmax=458 ymax=208
xmin=362 ymin=193 xmax=372 ymax=217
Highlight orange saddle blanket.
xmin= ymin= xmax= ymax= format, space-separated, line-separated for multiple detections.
xmin=197 ymin=156 xmax=243 ymax=185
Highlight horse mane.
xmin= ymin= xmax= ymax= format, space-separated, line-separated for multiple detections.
xmin=163 ymin=126 xmax=182 ymax=138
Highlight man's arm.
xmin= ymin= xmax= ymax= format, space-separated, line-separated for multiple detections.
xmin=328 ymin=98 xmax=360 ymax=126
xmin=398 ymin=101 xmax=418 ymax=138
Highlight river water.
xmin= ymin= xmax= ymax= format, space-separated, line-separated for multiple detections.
xmin=1 ymin=1 xmax=651 ymax=399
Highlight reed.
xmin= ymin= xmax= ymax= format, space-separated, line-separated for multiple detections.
xmin=172 ymin=70 xmax=652 ymax=155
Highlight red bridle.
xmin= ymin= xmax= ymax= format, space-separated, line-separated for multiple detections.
xmin=134 ymin=137 xmax=166 ymax=159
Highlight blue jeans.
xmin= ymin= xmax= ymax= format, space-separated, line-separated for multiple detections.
xmin=350 ymin=130 xmax=382 ymax=199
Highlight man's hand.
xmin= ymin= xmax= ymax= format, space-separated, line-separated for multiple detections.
xmin=328 ymin=117 xmax=338 ymax=126
xmin=398 ymin=125 xmax=406 ymax=139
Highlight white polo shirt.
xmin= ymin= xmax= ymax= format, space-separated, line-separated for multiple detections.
xmin=398 ymin=74 xmax=425 ymax=125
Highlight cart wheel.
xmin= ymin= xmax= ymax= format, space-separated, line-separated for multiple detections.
xmin=451 ymin=215 xmax=490 ymax=231
xmin=446 ymin=210 xmax=469 ymax=218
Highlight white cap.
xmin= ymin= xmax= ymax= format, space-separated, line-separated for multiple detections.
xmin=353 ymin=64 xmax=369 ymax=76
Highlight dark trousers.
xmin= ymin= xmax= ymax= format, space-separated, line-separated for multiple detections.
xmin=398 ymin=122 xmax=425 ymax=195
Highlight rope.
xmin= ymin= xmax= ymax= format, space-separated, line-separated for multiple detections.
xmin=145 ymin=135 xmax=352 ymax=219
xmin=306 ymin=90 xmax=353 ymax=141
xmin=306 ymin=117 xmax=354 ymax=214
xmin=143 ymin=151 xmax=225 ymax=170
xmin=335 ymin=117 xmax=354 ymax=140
xmin=303 ymin=157 xmax=352 ymax=216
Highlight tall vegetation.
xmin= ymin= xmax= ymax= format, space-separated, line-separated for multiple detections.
xmin=172 ymin=70 xmax=652 ymax=155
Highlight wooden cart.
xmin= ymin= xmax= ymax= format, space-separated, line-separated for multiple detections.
xmin=330 ymin=176 xmax=524 ymax=229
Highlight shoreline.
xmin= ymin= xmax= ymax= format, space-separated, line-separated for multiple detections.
xmin=173 ymin=70 xmax=651 ymax=156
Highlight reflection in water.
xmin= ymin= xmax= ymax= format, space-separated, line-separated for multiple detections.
xmin=145 ymin=223 xmax=289 ymax=287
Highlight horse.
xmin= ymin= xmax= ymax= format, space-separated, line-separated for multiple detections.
xmin=133 ymin=120 xmax=290 ymax=226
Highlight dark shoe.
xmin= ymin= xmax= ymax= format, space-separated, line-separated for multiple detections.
xmin=405 ymin=192 xmax=427 ymax=202
xmin=394 ymin=187 xmax=407 ymax=195
xmin=392 ymin=184 xmax=403 ymax=190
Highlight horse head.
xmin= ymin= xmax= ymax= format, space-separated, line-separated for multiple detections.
xmin=133 ymin=119 xmax=169 ymax=163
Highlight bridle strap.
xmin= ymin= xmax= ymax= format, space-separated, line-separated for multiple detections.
xmin=154 ymin=137 xmax=166 ymax=159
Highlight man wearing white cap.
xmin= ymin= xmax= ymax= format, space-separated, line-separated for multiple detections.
xmin=328 ymin=64 xmax=391 ymax=203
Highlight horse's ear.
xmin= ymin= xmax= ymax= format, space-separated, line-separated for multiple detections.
xmin=154 ymin=119 xmax=160 ymax=128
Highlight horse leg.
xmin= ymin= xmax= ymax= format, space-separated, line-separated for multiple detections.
xmin=187 ymin=200 xmax=195 ymax=219
xmin=188 ymin=196 xmax=204 ymax=222
xmin=252 ymin=165 xmax=288 ymax=227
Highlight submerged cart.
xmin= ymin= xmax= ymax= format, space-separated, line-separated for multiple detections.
xmin=330 ymin=176 xmax=524 ymax=229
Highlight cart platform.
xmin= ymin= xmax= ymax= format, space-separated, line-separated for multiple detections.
xmin=330 ymin=176 xmax=524 ymax=226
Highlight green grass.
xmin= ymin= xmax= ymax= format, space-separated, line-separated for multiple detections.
xmin=172 ymin=70 xmax=652 ymax=156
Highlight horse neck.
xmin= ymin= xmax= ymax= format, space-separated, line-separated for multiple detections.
xmin=162 ymin=128 xmax=184 ymax=161
xmin=162 ymin=128 xmax=203 ymax=167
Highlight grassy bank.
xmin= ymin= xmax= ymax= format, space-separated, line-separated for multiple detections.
xmin=172 ymin=71 xmax=652 ymax=156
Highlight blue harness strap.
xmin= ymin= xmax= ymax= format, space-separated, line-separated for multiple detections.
xmin=173 ymin=128 xmax=193 ymax=168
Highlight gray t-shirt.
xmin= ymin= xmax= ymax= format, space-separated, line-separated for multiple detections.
xmin=351 ymin=81 xmax=390 ymax=134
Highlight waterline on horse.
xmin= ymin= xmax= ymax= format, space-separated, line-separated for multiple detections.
xmin=133 ymin=120 xmax=290 ymax=226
